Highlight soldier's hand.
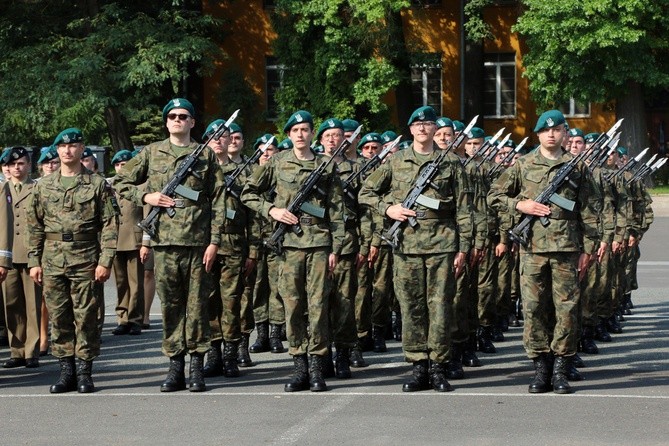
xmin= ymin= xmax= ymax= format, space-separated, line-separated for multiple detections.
xmin=328 ymin=253 xmax=338 ymax=278
xmin=0 ymin=267 xmax=7 ymax=283
xmin=495 ymin=243 xmax=508 ymax=258
xmin=203 ymin=244 xmax=218 ymax=273
xmin=355 ymin=253 xmax=366 ymax=271
xmin=454 ymin=252 xmax=466 ymax=278
xmin=596 ymin=242 xmax=608 ymax=263
xmin=577 ymin=253 xmax=591 ymax=282
xmin=243 ymin=258 xmax=257 ymax=277
xmin=143 ymin=192 xmax=176 ymax=208
xmin=516 ymin=200 xmax=551 ymax=217
xmin=628 ymin=235 xmax=638 ymax=247
xmin=368 ymin=246 xmax=379 ymax=267
xmin=29 ymin=266 xmax=42 ymax=285
xmin=386 ymin=204 xmax=416 ymax=222
xmin=95 ymin=265 xmax=111 ymax=283
xmin=611 ymin=240 xmax=621 ymax=254
xmin=469 ymin=248 xmax=481 ymax=269
xmin=139 ymin=246 xmax=151 ymax=263
xmin=269 ymin=207 xmax=299 ymax=225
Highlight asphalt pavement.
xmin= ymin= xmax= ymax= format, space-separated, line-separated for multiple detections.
xmin=1 ymin=207 xmax=668 ymax=445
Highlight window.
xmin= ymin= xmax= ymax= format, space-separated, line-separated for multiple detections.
xmin=266 ymin=56 xmax=284 ymax=121
xmin=411 ymin=62 xmax=442 ymax=114
xmin=484 ymin=53 xmax=516 ymax=118
xmin=559 ymin=99 xmax=591 ymax=118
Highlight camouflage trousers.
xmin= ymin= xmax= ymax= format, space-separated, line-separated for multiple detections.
xmin=496 ymin=249 xmax=513 ymax=321
xmin=252 ymin=250 xmax=285 ymax=325
xmin=112 ymin=249 xmax=145 ymax=326
xmin=354 ymin=258 xmax=372 ymax=338
xmin=451 ymin=264 xmax=475 ymax=344
xmin=520 ymin=251 xmax=580 ymax=358
xmin=371 ymin=246 xmax=394 ymax=329
xmin=590 ymin=249 xmax=613 ymax=321
xmin=471 ymin=242 xmax=498 ymax=327
xmin=154 ymin=246 xmax=211 ymax=357
xmin=279 ymin=247 xmax=331 ymax=356
xmin=329 ymin=253 xmax=358 ymax=347
xmin=624 ymin=245 xmax=640 ymax=293
xmin=240 ymin=262 xmax=256 ymax=334
xmin=42 ymin=260 xmax=100 ymax=360
xmin=208 ymin=254 xmax=244 ymax=342
xmin=393 ymin=252 xmax=455 ymax=363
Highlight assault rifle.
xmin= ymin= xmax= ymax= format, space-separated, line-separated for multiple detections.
xmin=139 ymin=109 xmax=240 ymax=238
xmin=628 ymin=155 xmax=664 ymax=184
xmin=341 ymin=135 xmax=402 ymax=200
xmin=263 ymin=126 xmax=362 ymax=255
xmin=381 ymin=116 xmax=478 ymax=249
xmin=508 ymin=148 xmax=588 ymax=248
xmin=476 ymin=133 xmax=510 ymax=170
xmin=602 ymin=148 xmax=649 ymax=183
xmin=487 ymin=137 xmax=528 ymax=179
xmin=225 ymin=136 xmax=276 ymax=199
xmin=462 ymin=127 xmax=504 ymax=168
xmin=584 ymin=119 xmax=623 ymax=165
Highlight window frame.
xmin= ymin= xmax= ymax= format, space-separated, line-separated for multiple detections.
xmin=410 ymin=61 xmax=443 ymax=115
xmin=483 ymin=53 xmax=517 ymax=119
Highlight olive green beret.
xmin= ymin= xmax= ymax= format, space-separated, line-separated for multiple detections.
xmin=313 ymin=144 xmax=324 ymax=154
xmin=380 ymin=130 xmax=398 ymax=143
xmin=81 ymin=147 xmax=94 ymax=159
xmin=111 ymin=150 xmax=133 ymax=164
xmin=357 ymin=132 xmax=383 ymax=150
xmin=253 ymin=134 xmax=276 ymax=151
xmin=398 ymin=140 xmax=412 ymax=150
xmin=37 ymin=146 xmax=59 ymax=164
xmin=203 ymin=119 xmax=227 ymax=140
xmin=162 ymin=98 xmax=195 ymax=122
xmin=131 ymin=148 xmax=141 ymax=157
xmin=0 ymin=148 xmax=11 ymax=164
xmin=452 ymin=120 xmax=465 ymax=132
xmin=584 ymin=133 xmax=600 ymax=144
xmin=467 ymin=127 xmax=485 ymax=139
xmin=316 ymin=118 xmax=344 ymax=141
xmin=407 ymin=106 xmax=437 ymax=126
xmin=436 ymin=117 xmax=453 ymax=129
xmin=283 ymin=110 xmax=313 ymax=133
xmin=53 ymin=127 xmax=83 ymax=146
xmin=616 ymin=146 xmax=628 ymax=156
xmin=569 ymin=128 xmax=584 ymax=138
xmin=533 ymin=109 xmax=566 ymax=132
xmin=341 ymin=118 xmax=360 ymax=132
xmin=228 ymin=123 xmax=242 ymax=135
xmin=503 ymin=138 xmax=516 ymax=148
xmin=1 ymin=146 xmax=29 ymax=164
xmin=278 ymin=138 xmax=293 ymax=151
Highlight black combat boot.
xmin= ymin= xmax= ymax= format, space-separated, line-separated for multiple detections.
xmin=269 ymin=324 xmax=285 ymax=353
xmin=491 ymin=319 xmax=505 ymax=342
xmin=284 ymin=354 xmax=309 ymax=392
xmin=528 ymin=353 xmax=552 ymax=394
xmin=372 ymin=325 xmax=387 ymax=353
xmin=430 ymin=362 xmax=454 ymax=392
xmin=552 ymin=355 xmax=573 ymax=394
xmin=445 ymin=342 xmax=465 ymax=380
xmin=392 ymin=311 xmax=402 ymax=341
xmin=515 ymin=298 xmax=524 ymax=321
xmin=462 ymin=334 xmax=482 ymax=367
xmin=572 ymin=353 xmax=585 ymax=368
xmin=76 ymin=359 xmax=95 ymax=393
xmin=249 ymin=322 xmax=270 ymax=353
xmin=359 ymin=331 xmax=374 ymax=352
xmin=50 ymin=356 xmax=77 ymax=393
xmin=402 ymin=359 xmax=430 ymax=392
xmin=594 ymin=318 xmax=612 ymax=342
xmin=606 ymin=315 xmax=623 ymax=334
xmin=322 ymin=344 xmax=336 ymax=379
xmin=508 ymin=310 xmax=521 ymax=328
xmin=160 ymin=354 xmax=186 ymax=392
xmin=580 ymin=326 xmax=599 ymax=354
xmin=335 ymin=345 xmax=352 ymax=379
xmin=349 ymin=342 xmax=367 ymax=368
xmin=237 ymin=333 xmax=254 ymax=367
xmin=614 ymin=307 xmax=625 ymax=322
xmin=622 ymin=293 xmax=633 ymax=315
xmin=476 ymin=326 xmax=497 ymax=353
xmin=566 ymin=357 xmax=583 ymax=382
xmin=280 ymin=323 xmax=287 ymax=341
xmin=203 ymin=340 xmax=224 ymax=377
xmin=309 ymin=355 xmax=328 ymax=392
xmin=189 ymin=353 xmax=206 ymax=392
xmin=223 ymin=341 xmax=240 ymax=378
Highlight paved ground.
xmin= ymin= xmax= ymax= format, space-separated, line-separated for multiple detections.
xmin=1 ymin=215 xmax=667 ymax=445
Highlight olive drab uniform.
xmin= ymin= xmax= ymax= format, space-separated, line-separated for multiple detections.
xmin=26 ymin=169 xmax=118 ymax=361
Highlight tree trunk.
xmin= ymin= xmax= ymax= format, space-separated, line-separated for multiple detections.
xmin=462 ymin=0 xmax=485 ymax=124
xmin=616 ymin=81 xmax=648 ymax=158
xmin=104 ymin=106 xmax=133 ymax=152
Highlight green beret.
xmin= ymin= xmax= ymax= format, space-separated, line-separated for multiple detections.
xmin=616 ymin=146 xmax=628 ymax=156
xmin=313 ymin=144 xmax=324 ymax=154
xmin=0 ymin=148 xmax=11 ymax=164
xmin=81 ymin=147 xmax=94 ymax=159
xmin=162 ymin=98 xmax=195 ymax=122
xmin=253 ymin=134 xmax=276 ymax=151
xmin=283 ymin=110 xmax=313 ymax=133
xmin=452 ymin=120 xmax=465 ymax=132
xmin=342 ymin=119 xmax=360 ymax=133
xmin=53 ymin=127 xmax=83 ymax=146
xmin=111 ymin=150 xmax=133 ymax=164
xmin=131 ymin=148 xmax=141 ymax=157
xmin=436 ymin=117 xmax=453 ymax=129
xmin=467 ymin=127 xmax=485 ymax=139
xmin=503 ymin=138 xmax=516 ymax=148
xmin=357 ymin=132 xmax=383 ymax=149
xmin=228 ymin=123 xmax=242 ymax=135
xmin=316 ymin=118 xmax=344 ymax=141
xmin=380 ymin=130 xmax=398 ymax=143
xmin=277 ymin=138 xmax=293 ymax=151
xmin=407 ymin=106 xmax=437 ymax=126
xmin=203 ymin=119 xmax=227 ymax=140
xmin=1 ymin=146 xmax=28 ymax=164
xmin=533 ymin=109 xmax=566 ymax=132
xmin=37 ymin=146 xmax=59 ymax=164
xmin=584 ymin=133 xmax=600 ymax=144
xmin=569 ymin=128 xmax=584 ymax=138
xmin=398 ymin=140 xmax=412 ymax=150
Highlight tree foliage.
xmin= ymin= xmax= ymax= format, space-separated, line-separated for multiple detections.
xmin=0 ymin=0 xmax=224 ymax=148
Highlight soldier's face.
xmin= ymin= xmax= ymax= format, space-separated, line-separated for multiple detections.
xmin=228 ymin=132 xmax=244 ymax=156
xmin=1 ymin=164 xmax=9 ymax=178
xmin=361 ymin=142 xmax=381 ymax=159
xmin=81 ymin=156 xmax=96 ymax=172
xmin=41 ymin=159 xmax=60 ymax=176
xmin=209 ymin=132 xmax=230 ymax=156
xmin=289 ymin=123 xmax=313 ymax=150
xmin=465 ymin=138 xmax=483 ymax=157
xmin=259 ymin=145 xmax=278 ymax=165
xmin=320 ymin=128 xmax=344 ymax=155
xmin=114 ymin=161 xmax=127 ymax=174
xmin=434 ymin=127 xmax=454 ymax=150
xmin=8 ymin=157 xmax=30 ymax=181
xmin=409 ymin=121 xmax=436 ymax=145
xmin=537 ymin=125 xmax=564 ymax=150
xmin=57 ymin=142 xmax=85 ymax=167
xmin=569 ymin=137 xmax=585 ymax=155
xmin=607 ymin=152 xmax=618 ymax=167
xmin=165 ymin=108 xmax=194 ymax=137
xmin=495 ymin=147 xmax=511 ymax=164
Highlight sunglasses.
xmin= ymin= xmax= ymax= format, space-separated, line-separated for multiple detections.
xmin=167 ymin=113 xmax=192 ymax=121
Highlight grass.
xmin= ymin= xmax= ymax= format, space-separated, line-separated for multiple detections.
xmin=649 ymin=185 xmax=669 ymax=195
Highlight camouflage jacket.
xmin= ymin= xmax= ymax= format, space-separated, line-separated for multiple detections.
xmin=0 ymin=182 xmax=13 ymax=268
xmin=241 ymin=148 xmax=345 ymax=254
xmin=333 ymin=156 xmax=362 ymax=256
xmin=487 ymin=149 xmax=599 ymax=254
xmin=26 ymin=169 xmax=119 ymax=269
xmin=589 ymin=166 xmax=617 ymax=244
xmin=358 ymin=144 xmax=473 ymax=255
xmin=114 ymin=138 xmax=226 ymax=247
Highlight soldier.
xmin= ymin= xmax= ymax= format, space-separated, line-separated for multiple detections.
xmin=1 ymin=147 xmax=41 ymax=368
xmin=241 ymin=110 xmax=345 ymax=392
xmin=114 ymin=98 xmax=226 ymax=392
xmin=488 ymin=110 xmax=602 ymax=394
xmin=109 ymin=150 xmax=145 ymax=336
xmin=27 ymin=128 xmax=119 ymax=393
xmin=81 ymin=148 xmax=98 ymax=173
xmin=359 ymin=106 xmax=472 ymax=392
xmin=37 ymin=147 xmax=60 ymax=178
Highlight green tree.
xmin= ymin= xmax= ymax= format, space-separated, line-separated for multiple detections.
xmin=0 ymin=0 xmax=224 ymax=150
xmin=514 ymin=0 xmax=669 ymax=154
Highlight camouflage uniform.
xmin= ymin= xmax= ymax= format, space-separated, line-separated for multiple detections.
xmin=26 ymin=170 xmax=118 ymax=360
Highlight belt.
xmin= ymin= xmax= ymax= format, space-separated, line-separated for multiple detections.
xmin=45 ymin=233 xmax=97 ymax=242
xmin=299 ymin=216 xmax=322 ymax=226
xmin=414 ymin=209 xmax=455 ymax=220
